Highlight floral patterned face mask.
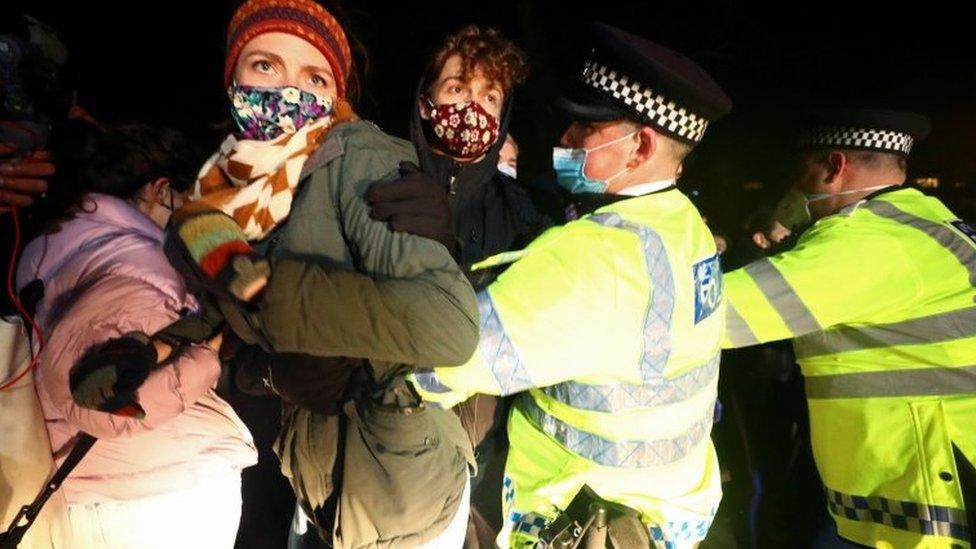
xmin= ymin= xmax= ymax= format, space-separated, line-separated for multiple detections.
xmin=423 ymin=98 xmax=500 ymax=160
xmin=229 ymin=84 xmax=334 ymax=141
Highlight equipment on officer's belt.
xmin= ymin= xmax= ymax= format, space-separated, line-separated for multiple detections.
xmin=0 ymin=299 xmax=223 ymax=549
xmin=538 ymin=485 xmax=651 ymax=549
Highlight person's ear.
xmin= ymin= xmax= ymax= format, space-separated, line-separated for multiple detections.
xmin=147 ymin=177 xmax=170 ymax=203
xmin=627 ymin=126 xmax=656 ymax=168
xmin=825 ymin=151 xmax=848 ymax=185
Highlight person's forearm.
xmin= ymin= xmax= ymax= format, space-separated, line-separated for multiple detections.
xmin=258 ymin=259 xmax=478 ymax=367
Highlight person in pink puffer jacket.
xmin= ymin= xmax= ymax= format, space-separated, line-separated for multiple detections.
xmin=15 ymin=123 xmax=257 ymax=549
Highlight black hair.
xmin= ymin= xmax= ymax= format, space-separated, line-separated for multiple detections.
xmin=38 ymin=121 xmax=203 ymax=226
xmin=74 ymin=123 xmax=201 ymax=197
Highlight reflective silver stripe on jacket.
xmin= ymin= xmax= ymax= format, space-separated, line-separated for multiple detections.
xmin=805 ymin=365 xmax=976 ymax=399
xmin=541 ymin=352 xmax=720 ymax=412
xmin=589 ymin=213 xmax=676 ymax=382
xmin=863 ymin=200 xmax=976 ymax=285
xmin=475 ymin=290 xmax=533 ymax=396
xmin=743 ymin=258 xmax=821 ymax=336
xmin=518 ymin=394 xmax=713 ymax=468
xmin=795 ymin=306 xmax=976 ymax=358
xmin=726 ymin=302 xmax=760 ymax=347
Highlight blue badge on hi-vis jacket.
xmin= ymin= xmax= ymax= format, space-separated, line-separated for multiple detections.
xmin=950 ymin=220 xmax=976 ymax=247
xmin=693 ymin=254 xmax=723 ymax=324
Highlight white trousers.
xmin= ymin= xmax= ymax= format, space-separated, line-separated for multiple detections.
xmin=415 ymin=474 xmax=471 ymax=548
xmin=290 ymin=475 xmax=472 ymax=548
xmin=57 ymin=472 xmax=242 ymax=549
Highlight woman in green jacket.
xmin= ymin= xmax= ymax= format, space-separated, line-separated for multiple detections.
xmin=168 ymin=0 xmax=479 ymax=546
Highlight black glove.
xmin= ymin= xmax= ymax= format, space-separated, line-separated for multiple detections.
xmin=268 ymin=354 xmax=364 ymax=415
xmin=69 ymin=332 xmax=157 ymax=418
xmin=366 ymin=161 xmax=457 ymax=254
xmin=156 ymin=293 xmax=225 ymax=347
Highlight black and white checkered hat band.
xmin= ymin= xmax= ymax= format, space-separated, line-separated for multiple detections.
xmin=582 ymin=60 xmax=709 ymax=143
xmin=801 ymin=127 xmax=915 ymax=155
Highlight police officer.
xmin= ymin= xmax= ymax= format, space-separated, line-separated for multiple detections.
xmin=411 ymin=23 xmax=732 ymax=548
xmin=724 ymin=109 xmax=976 ymax=547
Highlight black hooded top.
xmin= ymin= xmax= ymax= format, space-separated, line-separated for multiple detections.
xmin=409 ymin=76 xmax=550 ymax=289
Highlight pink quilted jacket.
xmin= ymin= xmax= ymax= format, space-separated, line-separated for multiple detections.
xmin=16 ymin=193 xmax=257 ymax=503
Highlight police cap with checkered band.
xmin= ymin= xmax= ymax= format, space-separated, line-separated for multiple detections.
xmin=557 ymin=23 xmax=732 ymax=146
xmin=797 ymin=109 xmax=931 ymax=157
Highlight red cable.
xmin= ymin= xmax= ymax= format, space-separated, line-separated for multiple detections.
xmin=0 ymin=120 xmax=46 ymax=391
xmin=1 ymin=205 xmax=45 ymax=391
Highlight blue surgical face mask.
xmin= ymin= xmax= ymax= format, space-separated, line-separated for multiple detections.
xmin=552 ymin=131 xmax=637 ymax=194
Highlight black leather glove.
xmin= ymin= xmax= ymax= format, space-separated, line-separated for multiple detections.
xmin=69 ymin=332 xmax=157 ymax=418
xmin=366 ymin=161 xmax=457 ymax=254
xmin=269 ymin=354 xmax=364 ymax=415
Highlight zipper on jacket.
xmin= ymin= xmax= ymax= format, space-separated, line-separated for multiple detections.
xmin=448 ymin=162 xmax=461 ymax=197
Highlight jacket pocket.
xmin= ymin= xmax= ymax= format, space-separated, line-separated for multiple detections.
xmin=337 ymin=399 xmax=468 ymax=547
xmin=356 ymin=401 xmax=438 ymax=456
xmin=909 ymin=400 xmax=967 ymax=511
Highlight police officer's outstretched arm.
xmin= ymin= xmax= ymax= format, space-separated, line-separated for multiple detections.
xmin=723 ymin=217 xmax=919 ymax=348
xmin=412 ymin=228 xmax=637 ymax=408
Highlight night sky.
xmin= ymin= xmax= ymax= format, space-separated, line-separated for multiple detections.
xmin=11 ymin=0 xmax=976 ymax=231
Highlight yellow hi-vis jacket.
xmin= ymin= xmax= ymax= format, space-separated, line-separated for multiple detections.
xmin=411 ymin=188 xmax=725 ymax=548
xmin=724 ymin=187 xmax=976 ymax=548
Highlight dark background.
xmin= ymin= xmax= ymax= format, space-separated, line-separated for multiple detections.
xmin=10 ymin=0 xmax=976 ymax=234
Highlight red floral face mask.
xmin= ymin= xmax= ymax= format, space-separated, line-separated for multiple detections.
xmin=423 ymin=98 xmax=500 ymax=160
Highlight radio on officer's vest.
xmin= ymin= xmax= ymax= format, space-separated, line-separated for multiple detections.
xmin=538 ymin=485 xmax=650 ymax=549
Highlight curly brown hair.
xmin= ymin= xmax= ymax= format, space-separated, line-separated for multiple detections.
xmin=426 ymin=25 xmax=529 ymax=95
